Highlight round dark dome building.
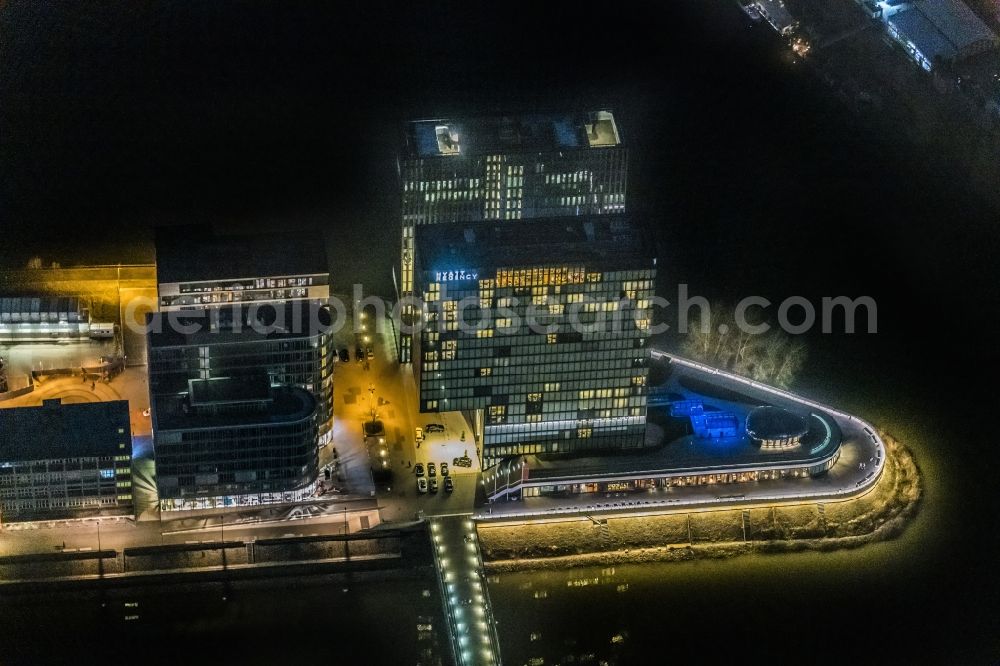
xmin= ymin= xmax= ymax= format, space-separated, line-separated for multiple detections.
xmin=746 ymin=406 xmax=808 ymax=451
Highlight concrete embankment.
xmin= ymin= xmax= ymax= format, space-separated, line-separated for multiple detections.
xmin=0 ymin=525 xmax=433 ymax=590
xmin=479 ymin=432 xmax=921 ymax=573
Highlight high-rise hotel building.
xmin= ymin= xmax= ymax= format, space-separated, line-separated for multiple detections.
xmin=397 ymin=110 xmax=627 ymax=362
xmin=414 ymin=215 xmax=656 ymax=469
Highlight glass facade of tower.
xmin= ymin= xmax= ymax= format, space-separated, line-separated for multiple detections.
xmin=398 ymin=110 xmax=628 ymax=362
xmin=151 ymin=377 xmax=319 ymax=511
xmin=414 ymin=216 xmax=655 ymax=469
xmin=146 ymin=304 xmax=335 ymax=444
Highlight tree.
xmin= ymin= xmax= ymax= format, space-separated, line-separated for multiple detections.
xmin=681 ymin=302 xmax=807 ymax=389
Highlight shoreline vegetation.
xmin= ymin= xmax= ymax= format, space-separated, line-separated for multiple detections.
xmin=478 ymin=431 xmax=921 ymax=573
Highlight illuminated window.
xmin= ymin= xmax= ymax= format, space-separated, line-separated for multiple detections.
xmin=527 ymin=392 xmax=542 ymax=402
xmin=547 ymin=333 xmax=558 ymax=344
xmin=479 ymin=367 xmax=492 ymax=377
xmin=488 ymin=405 xmax=506 ymax=424
xmin=577 ymin=428 xmax=593 ymax=438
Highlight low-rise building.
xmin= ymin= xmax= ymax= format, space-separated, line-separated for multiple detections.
xmin=0 ymin=297 xmax=114 ymax=342
xmin=0 ymin=399 xmax=133 ymax=522
xmin=756 ymin=0 xmax=798 ymax=35
xmin=883 ymin=0 xmax=998 ymax=70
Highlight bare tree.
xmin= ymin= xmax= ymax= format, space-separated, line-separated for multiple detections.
xmin=681 ymin=304 xmax=807 ymax=389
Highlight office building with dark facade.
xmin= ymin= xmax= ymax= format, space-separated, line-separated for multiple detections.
xmin=150 ymin=374 xmax=318 ymax=511
xmin=153 ymin=226 xmax=335 ymax=445
xmin=146 ymin=303 xmax=332 ymax=509
xmin=397 ymin=110 xmax=628 ymax=361
xmin=0 ymin=399 xmax=133 ymax=522
xmin=414 ymin=215 xmax=656 ymax=469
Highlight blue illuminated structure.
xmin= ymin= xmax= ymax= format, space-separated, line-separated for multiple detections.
xmin=669 ymin=399 xmax=704 ymax=418
xmin=669 ymin=398 xmax=739 ymax=438
xmin=691 ymin=411 xmax=740 ymax=439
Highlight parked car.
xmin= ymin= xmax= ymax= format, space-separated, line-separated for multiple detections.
xmin=440 ymin=462 xmax=449 ymax=476
xmin=429 ymin=478 xmax=439 ymax=493
xmin=355 ymin=346 xmax=364 ymax=362
xmin=427 ymin=462 xmax=436 ymax=477
xmin=444 ymin=477 xmax=454 ymax=493
xmin=452 ymin=456 xmax=473 ymax=468
xmin=338 ymin=348 xmax=350 ymax=362
xmin=366 ymin=346 xmax=374 ymax=360
xmin=414 ymin=427 xmax=424 ymax=443
xmin=414 ymin=463 xmax=425 ymax=477
xmin=425 ymin=423 xmax=445 ymax=433
xmin=417 ymin=477 xmax=428 ymax=493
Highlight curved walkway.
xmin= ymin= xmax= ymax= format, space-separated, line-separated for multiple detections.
xmin=477 ymin=351 xmax=886 ymax=522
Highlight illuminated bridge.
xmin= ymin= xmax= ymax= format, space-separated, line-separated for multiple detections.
xmin=430 ymin=515 xmax=502 ymax=666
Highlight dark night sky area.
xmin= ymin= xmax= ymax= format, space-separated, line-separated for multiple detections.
xmin=5 ymin=0 xmax=995 ymax=379
xmin=1 ymin=1 xmax=999 ymax=660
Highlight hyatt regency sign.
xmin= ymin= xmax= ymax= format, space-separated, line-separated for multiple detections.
xmin=434 ymin=270 xmax=479 ymax=282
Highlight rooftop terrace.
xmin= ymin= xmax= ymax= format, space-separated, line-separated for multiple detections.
xmin=0 ymin=399 xmax=131 ymax=462
xmin=405 ymin=110 xmax=622 ymax=158
xmin=155 ymin=225 xmax=329 ymax=286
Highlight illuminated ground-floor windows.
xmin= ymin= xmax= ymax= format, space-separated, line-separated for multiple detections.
xmin=489 ymin=450 xmax=841 ymax=502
